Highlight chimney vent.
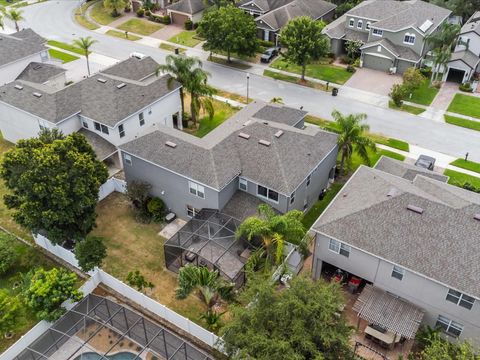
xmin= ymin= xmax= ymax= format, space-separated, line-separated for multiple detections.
xmin=97 ymin=78 xmax=107 ymax=83
xmin=165 ymin=141 xmax=177 ymax=148
xmin=116 ymin=83 xmax=126 ymax=89
xmin=407 ymin=204 xmax=424 ymax=214
xmin=474 ymin=213 xmax=480 ymax=221
xmin=259 ymin=139 xmax=271 ymax=147
xmin=14 ymin=85 xmax=23 ymax=90
xmin=274 ymin=130 xmax=284 ymax=138
xmin=238 ymin=132 xmax=250 ymax=139
xmin=33 ymin=92 xmax=42 ymax=98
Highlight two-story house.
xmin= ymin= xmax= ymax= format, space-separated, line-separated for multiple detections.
xmin=312 ymin=156 xmax=480 ymax=347
xmin=0 ymin=29 xmax=50 ymax=85
xmin=324 ymin=0 xmax=451 ymax=74
xmin=0 ymin=56 xmax=182 ymax=172
xmin=119 ymin=101 xmax=338 ymax=219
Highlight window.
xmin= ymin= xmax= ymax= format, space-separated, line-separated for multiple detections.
xmin=446 ymin=289 xmax=475 ymax=310
xmin=349 ymin=18 xmax=354 ymax=27
xmin=94 ymin=122 xmax=101 ymax=131
xmin=391 ymin=265 xmax=405 ymax=280
xmin=372 ymin=28 xmax=383 ymax=37
xmin=290 ymin=191 xmax=295 ymax=204
xmin=436 ymin=315 xmax=463 ymax=337
xmin=189 ymin=181 xmax=205 ymax=199
xmin=239 ymin=177 xmax=248 ymax=191
xmin=303 ymin=198 xmax=308 ymax=210
xmin=124 ymin=154 xmax=132 ymax=166
xmin=328 ymin=239 xmax=350 ymax=257
xmin=357 ymin=20 xmax=363 ymax=29
xmin=187 ymin=205 xmax=200 ymax=218
xmin=101 ymin=124 xmax=109 ymax=134
xmin=403 ymin=33 xmax=415 ymax=45
xmin=118 ymin=124 xmax=125 ymax=138
xmin=257 ymin=185 xmax=268 ymax=198
xmin=306 ymin=174 xmax=311 ymax=187
xmin=257 ymin=185 xmax=279 ymax=202
xmin=366 ymin=21 xmax=371 ymax=30
xmin=82 ymin=121 xmax=88 ymax=129
xmin=94 ymin=122 xmax=109 ymax=134
xmin=139 ymin=112 xmax=145 ymax=126
xmin=268 ymin=189 xmax=279 ymax=202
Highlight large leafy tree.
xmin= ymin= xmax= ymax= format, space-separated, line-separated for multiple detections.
xmin=74 ymin=236 xmax=107 ymax=272
xmin=419 ymin=330 xmax=476 ymax=360
xmin=198 ymin=5 xmax=258 ymax=63
xmin=0 ymin=233 xmax=17 ymax=275
xmin=72 ymin=36 xmax=97 ymax=76
xmin=2 ymin=8 xmax=24 ymax=32
xmin=103 ymin=0 xmax=126 ymax=17
xmin=332 ymin=110 xmax=376 ymax=174
xmin=0 ymin=129 xmax=108 ymax=245
xmin=0 ymin=290 xmax=21 ymax=334
xmin=221 ymin=275 xmax=352 ymax=359
xmin=23 ymin=267 xmax=83 ymax=321
xmin=280 ymin=16 xmax=330 ymax=80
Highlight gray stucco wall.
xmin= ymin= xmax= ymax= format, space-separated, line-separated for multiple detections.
xmin=396 ymin=60 xmax=415 ymax=74
xmin=367 ymin=28 xmax=423 ymax=57
xmin=330 ymin=38 xmax=344 ymax=56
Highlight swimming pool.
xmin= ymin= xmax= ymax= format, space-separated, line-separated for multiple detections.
xmin=74 ymin=352 xmax=139 ymax=360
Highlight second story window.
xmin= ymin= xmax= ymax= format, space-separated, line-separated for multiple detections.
xmin=357 ymin=20 xmax=363 ymax=29
xmin=372 ymin=28 xmax=383 ymax=37
xmin=349 ymin=18 xmax=354 ymax=27
xmin=391 ymin=265 xmax=405 ymax=280
xmin=189 ymin=181 xmax=205 ymax=199
xmin=328 ymin=239 xmax=350 ymax=257
xmin=403 ymin=33 xmax=415 ymax=45
xmin=435 ymin=315 xmax=463 ymax=337
xmin=290 ymin=191 xmax=295 ymax=204
xmin=119 ymin=124 xmax=125 ymax=138
xmin=446 ymin=289 xmax=475 ymax=310
xmin=94 ymin=121 xmax=109 ymax=135
xmin=366 ymin=22 xmax=371 ymax=30
xmin=306 ymin=174 xmax=311 ymax=187
xmin=139 ymin=112 xmax=145 ymax=126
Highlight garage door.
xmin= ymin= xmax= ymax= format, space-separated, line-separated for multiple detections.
xmin=170 ymin=12 xmax=189 ymax=25
xmin=363 ymin=54 xmax=393 ymax=73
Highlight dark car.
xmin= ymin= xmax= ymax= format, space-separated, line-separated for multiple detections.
xmin=415 ymin=155 xmax=436 ymax=170
xmin=260 ymin=47 xmax=279 ymax=63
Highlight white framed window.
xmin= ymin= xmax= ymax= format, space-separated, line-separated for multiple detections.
xmin=357 ymin=20 xmax=363 ymax=29
xmin=82 ymin=121 xmax=88 ymax=129
xmin=124 ymin=154 xmax=132 ymax=166
xmin=118 ymin=124 xmax=125 ymax=138
xmin=257 ymin=185 xmax=279 ymax=203
xmin=303 ymin=198 xmax=308 ymax=210
xmin=290 ymin=191 xmax=295 ymax=204
xmin=189 ymin=181 xmax=205 ymax=199
xmin=391 ymin=265 xmax=405 ymax=280
xmin=186 ymin=205 xmax=200 ymax=218
xmin=349 ymin=18 xmax=354 ymax=27
xmin=94 ymin=122 xmax=101 ymax=131
xmin=306 ymin=174 xmax=311 ymax=187
xmin=403 ymin=33 xmax=415 ymax=45
xmin=446 ymin=289 xmax=475 ymax=310
xmin=366 ymin=21 xmax=371 ymax=30
xmin=94 ymin=122 xmax=109 ymax=135
xmin=328 ymin=239 xmax=350 ymax=257
xmin=372 ymin=28 xmax=383 ymax=37
xmin=436 ymin=315 xmax=463 ymax=337
xmin=139 ymin=112 xmax=145 ymax=126
xmin=239 ymin=177 xmax=247 ymax=191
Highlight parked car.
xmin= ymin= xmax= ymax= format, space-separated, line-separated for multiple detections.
xmin=260 ymin=47 xmax=279 ymax=63
xmin=130 ymin=52 xmax=146 ymax=60
xmin=415 ymin=155 xmax=436 ymax=170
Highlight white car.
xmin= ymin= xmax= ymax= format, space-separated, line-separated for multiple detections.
xmin=130 ymin=52 xmax=146 ymax=60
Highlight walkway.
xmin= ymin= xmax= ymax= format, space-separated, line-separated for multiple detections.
xmin=430 ymin=81 xmax=458 ymax=110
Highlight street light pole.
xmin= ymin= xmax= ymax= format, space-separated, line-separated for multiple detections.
xmin=246 ymin=73 xmax=250 ymax=103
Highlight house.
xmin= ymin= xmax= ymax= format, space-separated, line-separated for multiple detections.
xmin=255 ymin=0 xmax=336 ymax=44
xmin=311 ymin=156 xmax=480 ymax=346
xmin=0 ymin=56 xmax=182 ymax=172
xmin=324 ymin=0 xmax=452 ymax=74
xmin=119 ymin=101 xmax=338 ymax=219
xmin=166 ymin=0 xmax=205 ymax=25
xmin=443 ymin=12 xmax=480 ymax=83
xmin=0 ymin=29 xmax=50 ymax=85
xmin=16 ymin=62 xmax=67 ymax=90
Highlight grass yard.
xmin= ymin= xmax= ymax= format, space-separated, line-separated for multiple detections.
xmin=450 ymin=159 xmax=480 ymax=174
xmin=0 ymin=0 xmax=21 ymax=6
xmin=444 ymin=115 xmax=480 ymax=131
xmin=90 ymin=1 xmax=123 ymax=25
xmin=208 ymin=56 xmax=251 ymax=70
xmin=407 ymin=80 xmax=439 ymax=106
xmin=264 ymin=70 xmax=327 ymax=91
xmin=214 ymin=88 xmax=252 ymax=104
xmin=168 ymin=31 xmax=202 ymax=47
xmin=348 ymin=148 xmax=405 ymax=173
xmin=91 ymin=193 xmax=205 ymax=323
xmin=302 ymin=183 xmax=343 ymax=229
xmin=47 ymin=40 xmax=89 ymax=56
xmin=48 ymin=49 xmax=79 ymax=64
xmin=447 ymin=94 xmax=480 ymax=119
xmin=159 ymin=43 xmax=186 ymax=53
xmin=105 ymin=30 xmax=142 ymax=41
xmin=444 ymin=169 xmax=480 ymax=189
xmin=388 ymin=101 xmax=425 ymax=115
xmin=117 ymin=18 xmax=163 ymax=36
xmin=369 ymin=135 xmax=410 ymax=152
xmin=304 ymin=115 xmax=341 ymax=133
xmin=75 ymin=1 xmax=100 ymax=30
xmin=270 ymin=57 xmax=353 ymax=85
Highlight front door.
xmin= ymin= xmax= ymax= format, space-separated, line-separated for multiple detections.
xmin=264 ymin=30 xmax=270 ymax=42
xmin=172 ymin=112 xmax=179 ymax=129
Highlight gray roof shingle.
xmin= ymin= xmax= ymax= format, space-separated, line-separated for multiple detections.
xmin=78 ymin=128 xmax=117 ymax=160
xmin=238 ymin=0 xmax=294 ymax=12
xmin=374 ymin=156 xmax=449 ymax=182
xmin=167 ymin=0 xmax=205 ymax=15
xmin=362 ymin=38 xmax=421 ymax=62
xmin=16 ymin=62 xmax=66 ymax=84
xmin=449 ymin=49 xmax=480 ymax=69
xmin=252 ymin=104 xmax=307 ymax=126
xmin=101 ymin=56 xmax=158 ymax=81
xmin=0 ymin=29 xmax=47 ymax=68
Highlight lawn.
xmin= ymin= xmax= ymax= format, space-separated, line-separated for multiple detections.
xmin=168 ymin=31 xmax=202 ymax=47
xmin=91 ymin=193 xmax=205 ymax=323
xmin=48 ymin=49 xmax=79 ymax=64
xmin=0 ymin=0 xmax=21 ymax=6
xmin=264 ymin=70 xmax=327 ymax=91
xmin=450 ymin=159 xmax=480 ymax=174
xmin=214 ymin=88 xmax=252 ymax=104
xmin=47 ymin=40 xmax=89 ymax=56
xmin=208 ymin=56 xmax=251 ymax=70
xmin=388 ymin=101 xmax=425 ymax=115
xmin=117 ymin=18 xmax=163 ymax=36
xmin=74 ymin=1 xmax=100 ymax=30
xmin=90 ymin=1 xmax=123 ymax=25
xmin=105 ymin=30 xmax=142 ymax=41
xmin=444 ymin=169 xmax=480 ymax=189
xmin=444 ymin=115 xmax=480 ymax=131
xmin=304 ymin=115 xmax=341 ymax=133
xmin=447 ymin=94 xmax=480 ymax=119
xmin=302 ymin=183 xmax=343 ymax=229
xmin=370 ymin=136 xmax=410 ymax=152
xmin=159 ymin=43 xmax=186 ymax=53
xmin=270 ymin=57 xmax=353 ymax=85
xmin=348 ymin=148 xmax=405 ymax=173
xmin=407 ymin=80 xmax=439 ymax=106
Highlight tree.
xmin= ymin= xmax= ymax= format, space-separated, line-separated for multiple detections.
xmin=23 ymin=267 xmax=83 ymax=321
xmin=126 ymin=270 xmax=154 ymax=292
xmin=221 ymin=275 xmax=352 ymax=360
xmin=332 ymin=110 xmax=376 ymax=174
xmin=430 ymin=47 xmax=452 ymax=84
xmin=402 ymin=67 xmax=425 ymax=93
xmin=3 ymin=9 xmax=24 ymax=32
xmin=72 ymin=36 xmax=97 ymax=76
xmin=279 ymin=16 xmax=330 ymax=81
xmin=0 ymin=290 xmax=21 ymax=335
xmin=103 ymin=0 xmax=126 ymax=17
xmin=185 ymin=66 xmax=215 ymax=125
xmin=418 ymin=330 xmax=476 ymax=360
xmin=345 ymin=39 xmax=363 ymax=60
xmin=1 ymin=130 xmax=108 ymax=245
xmin=74 ymin=236 xmax=107 ymax=272
xmin=0 ymin=233 xmax=17 ymax=276
xmin=0 ymin=12 xmax=4 ymax=30
xmin=390 ymin=83 xmax=407 ymax=107
xmin=198 ymin=5 xmax=258 ymax=63
xmin=270 ymin=97 xmax=284 ymax=104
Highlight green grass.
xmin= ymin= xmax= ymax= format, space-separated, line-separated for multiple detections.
xmin=450 ymin=159 xmax=480 ymax=174
xmin=208 ymin=56 xmax=251 ymax=70
xmin=90 ymin=1 xmax=123 ymax=25
xmin=444 ymin=169 xmax=480 ymax=189
xmin=105 ymin=30 xmax=142 ymax=41
xmin=159 ymin=43 xmax=186 ymax=53
xmin=304 ymin=115 xmax=341 ymax=133
xmin=47 ymin=40 xmax=89 ymax=56
xmin=117 ymin=18 xmax=163 ymax=35
xmin=447 ymin=94 xmax=480 ymax=119
xmin=0 ymin=0 xmax=21 ymax=6
xmin=302 ymin=183 xmax=343 ymax=229
xmin=75 ymin=1 xmax=100 ymax=30
xmin=264 ymin=70 xmax=327 ymax=91
xmin=270 ymin=57 xmax=353 ymax=85
xmin=349 ymin=148 xmax=405 ymax=173
xmin=444 ymin=115 xmax=480 ymax=132
xmin=48 ymin=49 xmax=79 ymax=64
xmin=389 ymin=101 xmax=425 ymax=115
xmin=375 ymin=137 xmax=409 ymax=152
xmin=407 ymin=80 xmax=439 ymax=106
xmin=168 ymin=31 xmax=202 ymax=47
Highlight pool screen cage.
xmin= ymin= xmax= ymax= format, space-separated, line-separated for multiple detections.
xmin=165 ymin=209 xmax=255 ymax=288
xmin=13 ymin=294 xmax=213 ymax=360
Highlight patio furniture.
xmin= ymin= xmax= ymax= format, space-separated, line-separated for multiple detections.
xmin=184 ymin=251 xmax=196 ymax=262
xmin=348 ymin=276 xmax=361 ymax=293
xmin=165 ymin=212 xmax=176 ymax=223
xmin=240 ymin=248 xmax=251 ymax=260
xmin=365 ymin=324 xmax=396 ymax=349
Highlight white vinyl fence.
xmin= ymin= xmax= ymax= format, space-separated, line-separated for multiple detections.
xmin=98 ymin=177 xmax=127 ymax=201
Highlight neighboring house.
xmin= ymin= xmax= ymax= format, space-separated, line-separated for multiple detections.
xmin=166 ymin=0 xmax=205 ymax=25
xmin=324 ymin=0 xmax=451 ymax=74
xmin=0 ymin=56 xmax=182 ymax=172
xmin=255 ymin=0 xmax=336 ymax=44
xmin=443 ymin=11 xmax=480 ymax=83
xmin=120 ymin=101 xmax=338 ymax=219
xmin=0 ymin=29 xmax=50 ymax=85
xmin=16 ymin=62 xmax=67 ymax=90
xmin=312 ymin=156 xmax=480 ymax=346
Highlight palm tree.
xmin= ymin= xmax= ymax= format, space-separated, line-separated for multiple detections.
xmin=103 ymin=0 xmax=126 ymax=17
xmin=332 ymin=110 xmax=376 ymax=174
xmin=270 ymin=97 xmax=284 ymax=104
xmin=3 ymin=9 xmax=24 ymax=32
xmin=0 ymin=11 xmax=4 ymax=30
xmin=72 ymin=37 xmax=97 ymax=76
xmin=430 ymin=48 xmax=451 ymax=84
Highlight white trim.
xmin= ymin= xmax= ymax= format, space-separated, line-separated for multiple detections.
xmin=363 ymin=52 xmax=395 ymax=61
xmin=371 ymin=28 xmax=383 ymax=37
xmin=256 ymin=184 xmax=279 ymax=204
xmin=239 ymin=177 xmax=248 ymax=191
xmin=348 ymin=18 xmax=355 ymax=28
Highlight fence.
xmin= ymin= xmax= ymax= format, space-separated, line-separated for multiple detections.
xmin=98 ymin=177 xmax=127 ymax=201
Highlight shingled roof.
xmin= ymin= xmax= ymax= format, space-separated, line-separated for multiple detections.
xmin=167 ymin=0 xmax=205 ymax=15
xmin=374 ymin=156 xmax=449 ymax=182
xmin=0 ymin=29 xmax=47 ymax=68
xmin=16 ymin=62 xmax=66 ymax=84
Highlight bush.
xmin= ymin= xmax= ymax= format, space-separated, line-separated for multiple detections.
xmin=419 ymin=66 xmax=432 ymax=79
xmin=136 ymin=8 xmax=144 ymax=17
xmin=184 ymin=19 xmax=193 ymax=30
xmin=163 ymin=15 xmax=171 ymax=24
xmin=339 ymin=55 xmax=350 ymax=64
xmin=390 ymin=84 xmax=407 ymax=107
xmin=145 ymin=9 xmax=151 ymax=17
xmin=147 ymin=197 xmax=165 ymax=222
xmin=0 ymin=234 xmax=17 ymax=276
xmin=459 ymin=82 xmax=473 ymax=92
xmin=124 ymin=4 xmax=131 ymax=12
xmin=346 ymin=65 xmax=356 ymax=73
xmin=193 ymin=22 xmax=199 ymax=30
xmin=258 ymin=40 xmax=274 ymax=48
xmin=75 ymin=236 xmax=107 ymax=272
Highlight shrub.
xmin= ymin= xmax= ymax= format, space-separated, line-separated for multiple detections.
xmin=339 ymin=55 xmax=350 ymax=64
xmin=75 ymin=236 xmax=107 ymax=272
xmin=127 ymin=270 xmax=154 ymax=292
xmin=419 ymin=66 xmax=432 ymax=78
xmin=147 ymin=197 xmax=165 ymax=222
xmin=136 ymin=7 xmax=144 ymax=17
xmin=0 ymin=234 xmax=17 ymax=276
xmin=0 ymin=290 xmax=21 ymax=333
xmin=124 ymin=4 xmax=131 ymax=12
xmin=346 ymin=65 xmax=356 ymax=73
xmin=144 ymin=9 xmax=151 ymax=17
xmin=184 ymin=19 xmax=193 ymax=30
xmin=459 ymin=82 xmax=473 ymax=92
xmin=163 ymin=15 xmax=171 ymax=24
xmin=390 ymin=83 xmax=407 ymax=107
xmin=258 ymin=40 xmax=274 ymax=48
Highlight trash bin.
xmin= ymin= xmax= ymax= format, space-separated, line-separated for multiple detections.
xmin=332 ymin=87 xmax=338 ymax=96
xmin=175 ymin=48 xmax=180 ymax=55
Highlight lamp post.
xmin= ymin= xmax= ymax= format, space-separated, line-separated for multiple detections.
xmin=246 ymin=73 xmax=250 ymax=103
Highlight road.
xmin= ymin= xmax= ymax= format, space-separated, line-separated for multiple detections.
xmin=8 ymin=0 xmax=480 ymax=162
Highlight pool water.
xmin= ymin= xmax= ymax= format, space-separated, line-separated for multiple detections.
xmin=74 ymin=352 xmax=139 ymax=360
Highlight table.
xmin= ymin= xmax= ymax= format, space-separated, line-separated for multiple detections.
xmin=365 ymin=325 xmax=397 ymax=348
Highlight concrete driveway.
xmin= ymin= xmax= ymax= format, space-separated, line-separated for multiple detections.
xmin=345 ymin=67 xmax=402 ymax=96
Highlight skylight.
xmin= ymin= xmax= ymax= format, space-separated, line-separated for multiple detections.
xmin=419 ymin=19 xmax=433 ymax=32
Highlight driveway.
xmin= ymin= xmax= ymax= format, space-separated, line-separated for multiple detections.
xmin=151 ymin=24 xmax=184 ymax=41
xmin=345 ymin=67 xmax=402 ymax=96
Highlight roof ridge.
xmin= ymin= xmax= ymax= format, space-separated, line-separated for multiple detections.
xmin=271 ymin=137 xmax=290 ymax=193
xmin=208 ymin=148 xmax=221 ymax=189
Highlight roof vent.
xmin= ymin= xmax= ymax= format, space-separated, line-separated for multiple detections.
xmin=116 ymin=83 xmax=126 ymax=89
xmin=407 ymin=204 xmax=424 ymax=214
xmin=274 ymin=130 xmax=284 ymax=138
xmin=14 ymin=85 xmax=23 ymax=90
xmin=243 ymin=120 xmax=252 ymax=126
xmin=387 ymin=188 xmax=397 ymax=197
xmin=238 ymin=132 xmax=250 ymax=139
xmin=165 ymin=141 xmax=177 ymax=148
xmin=259 ymin=139 xmax=271 ymax=147
xmin=474 ymin=213 xmax=480 ymax=221
xmin=97 ymin=78 xmax=107 ymax=83
xmin=33 ymin=92 xmax=42 ymax=98
xmin=263 ymin=121 xmax=269 ymax=125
